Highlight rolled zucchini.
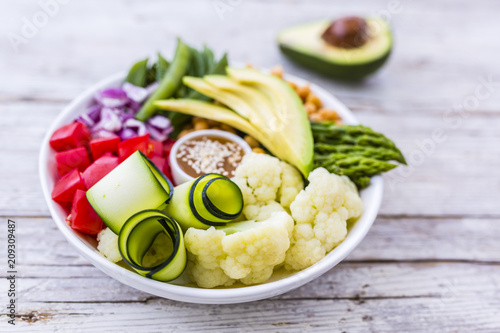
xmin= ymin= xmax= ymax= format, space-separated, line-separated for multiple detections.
xmin=87 ymin=151 xmax=174 ymax=234
xmin=164 ymin=173 xmax=243 ymax=230
xmin=118 ymin=210 xmax=186 ymax=281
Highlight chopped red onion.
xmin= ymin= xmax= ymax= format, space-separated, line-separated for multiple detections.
xmin=92 ymin=129 xmax=119 ymax=139
xmin=122 ymin=82 xmax=159 ymax=104
xmin=123 ymin=83 xmax=148 ymax=103
xmin=120 ymin=112 xmax=135 ymax=122
xmin=127 ymin=100 xmax=142 ymax=113
xmin=119 ymin=128 xmax=138 ymax=141
xmin=87 ymin=105 xmax=101 ymax=123
xmin=123 ymin=118 xmax=147 ymax=136
xmin=146 ymin=81 xmax=159 ymax=94
xmin=95 ymin=88 xmax=129 ymax=108
xmin=148 ymin=115 xmax=172 ymax=130
xmin=94 ymin=108 xmax=123 ymax=132
xmin=146 ymin=124 xmax=168 ymax=142
xmin=73 ymin=80 xmax=175 ymax=142
xmin=76 ymin=113 xmax=95 ymax=127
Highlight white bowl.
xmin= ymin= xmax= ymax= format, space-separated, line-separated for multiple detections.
xmin=169 ymin=129 xmax=253 ymax=185
xmin=39 ymin=71 xmax=383 ymax=304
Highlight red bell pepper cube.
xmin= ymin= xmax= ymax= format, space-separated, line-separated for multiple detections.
xmin=89 ymin=136 xmax=120 ymax=160
xmin=49 ymin=122 xmax=91 ymax=152
xmin=164 ymin=163 xmax=173 ymax=184
xmin=150 ymin=140 xmax=163 ymax=157
xmin=81 ymin=153 xmax=120 ymax=189
xmin=118 ymin=133 xmax=152 ymax=161
xmin=151 ymin=156 xmax=166 ymax=173
xmin=51 ymin=168 xmax=86 ymax=204
xmin=55 ymin=146 xmax=91 ymax=177
xmin=69 ymin=190 xmax=103 ymax=235
xmin=151 ymin=156 xmax=173 ymax=184
xmin=163 ymin=138 xmax=176 ymax=159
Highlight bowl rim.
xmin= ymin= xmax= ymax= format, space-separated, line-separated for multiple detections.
xmin=39 ymin=70 xmax=383 ymax=304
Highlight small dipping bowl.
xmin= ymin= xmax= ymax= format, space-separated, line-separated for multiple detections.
xmin=169 ymin=129 xmax=253 ymax=185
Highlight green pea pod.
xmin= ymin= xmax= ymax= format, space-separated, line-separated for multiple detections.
xmin=136 ymin=39 xmax=191 ymax=121
xmin=186 ymin=53 xmax=228 ymax=100
xmin=156 ymin=53 xmax=170 ymax=82
xmin=118 ymin=210 xmax=186 ymax=282
xmin=167 ymin=51 xmax=229 ymax=137
xmin=125 ymin=58 xmax=149 ymax=87
xmin=163 ymin=174 xmax=243 ymax=231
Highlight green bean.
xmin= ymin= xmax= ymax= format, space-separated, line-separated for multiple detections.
xmin=135 ymin=39 xmax=191 ymax=121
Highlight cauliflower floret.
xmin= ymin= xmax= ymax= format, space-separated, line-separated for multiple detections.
xmin=278 ymin=161 xmax=304 ymax=209
xmin=97 ymin=228 xmax=122 ymax=263
xmin=233 ymin=153 xmax=282 ymax=205
xmin=242 ymin=201 xmax=285 ymax=221
xmin=184 ymin=211 xmax=294 ymax=288
xmin=233 ymin=153 xmax=303 ymax=220
xmin=285 ymin=167 xmax=363 ymax=271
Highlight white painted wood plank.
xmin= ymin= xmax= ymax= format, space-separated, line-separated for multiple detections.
xmin=2 ymin=297 xmax=499 ymax=332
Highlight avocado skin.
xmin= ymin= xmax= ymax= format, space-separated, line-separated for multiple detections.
xmin=279 ymin=44 xmax=391 ymax=81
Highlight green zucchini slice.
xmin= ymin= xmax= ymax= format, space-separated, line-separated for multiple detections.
xmin=118 ymin=210 xmax=186 ymax=282
xmin=86 ymin=151 xmax=173 ymax=234
xmin=164 ymin=173 xmax=243 ymax=231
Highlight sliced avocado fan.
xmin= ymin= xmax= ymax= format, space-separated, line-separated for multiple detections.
xmin=155 ymin=67 xmax=314 ymax=177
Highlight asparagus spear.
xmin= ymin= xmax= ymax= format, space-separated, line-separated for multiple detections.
xmin=311 ymin=122 xmax=405 ymax=188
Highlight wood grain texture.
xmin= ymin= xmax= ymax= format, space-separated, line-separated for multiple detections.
xmin=1 ymin=0 xmax=499 ymax=331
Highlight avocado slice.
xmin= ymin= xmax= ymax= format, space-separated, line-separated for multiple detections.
xmin=227 ymin=67 xmax=314 ymax=176
xmin=155 ymin=68 xmax=314 ymax=177
xmin=154 ymin=99 xmax=279 ymax=154
xmin=277 ymin=17 xmax=392 ymax=80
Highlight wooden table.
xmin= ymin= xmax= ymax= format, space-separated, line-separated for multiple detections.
xmin=1 ymin=0 xmax=499 ymax=331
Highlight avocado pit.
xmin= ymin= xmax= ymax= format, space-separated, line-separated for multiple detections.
xmin=321 ymin=16 xmax=369 ymax=49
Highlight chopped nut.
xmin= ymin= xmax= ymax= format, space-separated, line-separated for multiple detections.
xmin=270 ymin=65 xmax=284 ymax=78
xmin=306 ymin=93 xmax=322 ymax=109
xmin=252 ymin=147 xmax=266 ymax=154
xmin=220 ymin=124 xmax=236 ymax=134
xmin=296 ymin=85 xmax=311 ymax=101
xmin=178 ymin=129 xmax=194 ymax=138
xmin=244 ymin=135 xmax=260 ymax=148
xmin=318 ymin=108 xmax=341 ymax=121
xmin=304 ymin=102 xmax=317 ymax=115
xmin=194 ymin=120 xmax=209 ymax=131
xmin=308 ymin=113 xmax=324 ymax=123
xmin=287 ymin=81 xmax=298 ymax=91
xmin=206 ymin=119 xmax=219 ymax=127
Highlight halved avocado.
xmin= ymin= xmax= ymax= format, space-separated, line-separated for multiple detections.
xmin=277 ymin=17 xmax=392 ymax=80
